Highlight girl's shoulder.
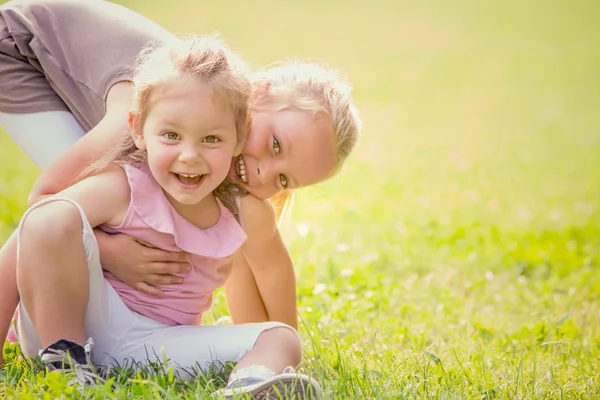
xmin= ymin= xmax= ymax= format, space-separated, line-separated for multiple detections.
xmin=96 ymin=165 xmax=131 ymax=189
xmin=86 ymin=166 xmax=132 ymax=225
xmin=54 ymin=165 xmax=132 ymax=228
xmin=237 ymin=194 xmax=277 ymax=238
xmin=81 ymin=165 xmax=131 ymax=194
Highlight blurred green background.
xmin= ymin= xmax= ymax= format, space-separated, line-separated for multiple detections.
xmin=1 ymin=0 xmax=599 ymax=397
xmin=2 ymin=0 xmax=599 ymax=235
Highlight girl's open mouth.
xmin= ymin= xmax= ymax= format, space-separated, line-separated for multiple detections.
xmin=235 ymin=155 xmax=248 ymax=183
xmin=173 ymin=172 xmax=204 ymax=188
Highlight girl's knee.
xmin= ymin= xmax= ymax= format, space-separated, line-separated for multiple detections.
xmin=21 ymin=201 xmax=84 ymax=243
xmin=257 ymin=325 xmax=302 ymax=366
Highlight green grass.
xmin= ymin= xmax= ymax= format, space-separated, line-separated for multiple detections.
xmin=2 ymin=0 xmax=600 ymax=398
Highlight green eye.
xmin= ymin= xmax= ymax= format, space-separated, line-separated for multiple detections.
xmin=279 ymin=174 xmax=288 ymax=188
xmin=164 ymin=132 xmax=179 ymax=140
xmin=273 ymin=136 xmax=281 ymax=153
xmin=204 ymin=136 xmax=220 ymax=143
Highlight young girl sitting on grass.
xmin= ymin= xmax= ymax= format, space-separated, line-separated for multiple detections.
xmin=0 ymin=35 xmax=322 ymax=399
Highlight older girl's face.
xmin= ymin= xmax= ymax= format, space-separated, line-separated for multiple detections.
xmin=228 ymin=109 xmax=337 ymax=199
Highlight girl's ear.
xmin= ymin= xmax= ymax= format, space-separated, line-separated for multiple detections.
xmin=129 ymin=112 xmax=146 ymax=150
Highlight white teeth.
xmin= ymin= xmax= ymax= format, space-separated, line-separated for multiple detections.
xmin=237 ymin=156 xmax=248 ymax=183
xmin=178 ymin=173 xmax=199 ymax=178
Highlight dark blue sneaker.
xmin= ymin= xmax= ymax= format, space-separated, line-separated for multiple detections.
xmin=39 ymin=338 xmax=103 ymax=389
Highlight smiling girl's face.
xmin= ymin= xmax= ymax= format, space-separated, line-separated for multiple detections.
xmin=133 ymin=80 xmax=238 ymax=207
xmin=229 ymin=109 xmax=337 ymax=200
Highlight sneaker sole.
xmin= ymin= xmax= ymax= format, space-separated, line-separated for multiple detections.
xmin=213 ymin=373 xmax=323 ymax=399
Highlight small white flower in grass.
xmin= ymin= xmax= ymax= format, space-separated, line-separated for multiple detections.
xmin=306 ymin=307 xmax=313 ymax=313
xmin=405 ymin=274 xmax=418 ymax=286
xmin=417 ymin=195 xmax=431 ymax=209
xmin=336 ymin=243 xmax=350 ymax=252
xmin=361 ymin=252 xmax=379 ymax=263
xmin=549 ymin=208 xmax=561 ymax=221
xmin=216 ymin=316 xmax=232 ymax=325
xmin=340 ymin=268 xmax=354 ymax=277
xmin=396 ymin=221 xmax=408 ymax=236
xmin=516 ymin=204 xmax=532 ymax=220
xmin=452 ymin=156 xmax=469 ymax=172
xmin=575 ymin=202 xmax=593 ymax=216
xmin=425 ymin=273 xmax=435 ymax=284
xmin=487 ymin=198 xmax=500 ymax=212
xmin=297 ymin=223 xmax=309 ymax=237
xmin=568 ymin=287 xmax=576 ymax=296
xmin=312 ymin=283 xmax=327 ymax=295
xmin=485 ymin=271 xmax=494 ymax=281
xmin=465 ymin=189 xmax=480 ymax=204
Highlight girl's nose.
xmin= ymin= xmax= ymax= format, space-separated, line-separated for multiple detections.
xmin=256 ymin=161 xmax=276 ymax=184
xmin=179 ymin=146 xmax=201 ymax=163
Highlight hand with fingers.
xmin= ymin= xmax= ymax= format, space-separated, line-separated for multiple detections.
xmin=95 ymin=230 xmax=191 ymax=296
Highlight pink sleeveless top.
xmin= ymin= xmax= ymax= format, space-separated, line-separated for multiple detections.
xmin=102 ymin=164 xmax=246 ymax=326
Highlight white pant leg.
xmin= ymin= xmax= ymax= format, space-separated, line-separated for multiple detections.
xmin=15 ymin=198 xmax=141 ymax=362
xmin=0 ymin=111 xmax=85 ymax=170
xmin=113 ymin=317 xmax=300 ymax=377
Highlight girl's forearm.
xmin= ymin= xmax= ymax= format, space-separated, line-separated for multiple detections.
xmin=0 ymin=232 xmax=20 ymax=347
xmin=254 ymin=267 xmax=298 ymax=329
xmin=225 ymin=252 xmax=269 ymax=324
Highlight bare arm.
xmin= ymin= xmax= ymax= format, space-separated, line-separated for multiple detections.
xmin=225 ymin=250 xmax=268 ymax=324
xmin=232 ymin=196 xmax=298 ymax=329
xmin=35 ymin=168 xmax=131 ymax=232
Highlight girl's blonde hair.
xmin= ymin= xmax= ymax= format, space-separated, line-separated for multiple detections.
xmin=79 ymin=35 xmax=251 ymax=215
xmin=251 ymin=61 xmax=362 ymax=222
